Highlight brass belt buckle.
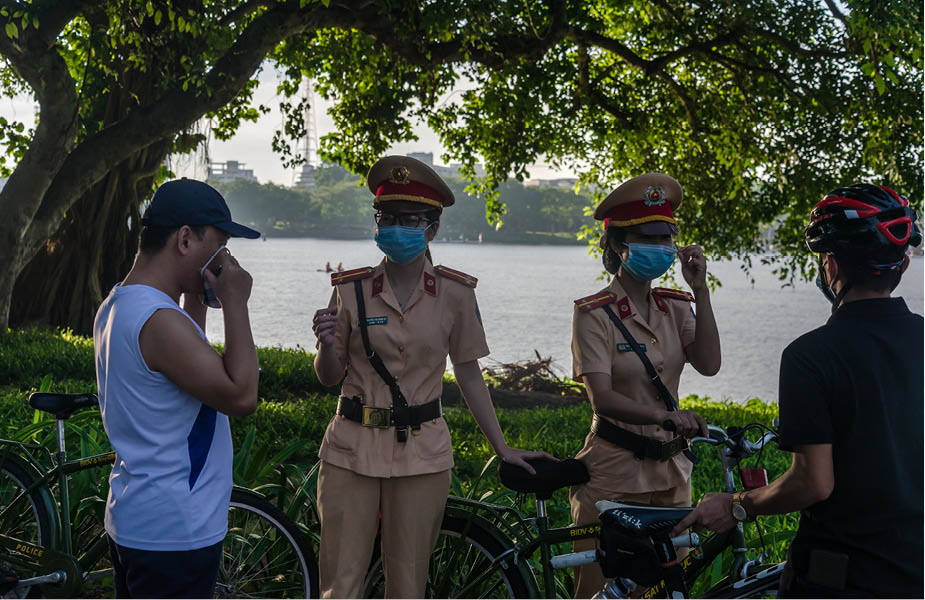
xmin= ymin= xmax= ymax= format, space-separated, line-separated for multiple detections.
xmin=362 ymin=406 xmax=392 ymax=428
xmin=660 ymin=437 xmax=688 ymax=461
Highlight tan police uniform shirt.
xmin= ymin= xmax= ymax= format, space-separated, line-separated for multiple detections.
xmin=318 ymin=259 xmax=490 ymax=478
xmin=571 ymin=277 xmax=696 ymax=494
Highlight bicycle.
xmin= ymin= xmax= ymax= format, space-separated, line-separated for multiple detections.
xmin=362 ymin=422 xmax=783 ymax=598
xmin=0 ymin=392 xmax=319 ymax=598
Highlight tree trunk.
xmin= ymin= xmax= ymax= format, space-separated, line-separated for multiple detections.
xmin=10 ymin=141 xmax=170 ymax=334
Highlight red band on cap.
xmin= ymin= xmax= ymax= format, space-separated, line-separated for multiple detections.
xmin=375 ymin=181 xmax=444 ymax=208
xmin=603 ymin=199 xmax=676 ymax=229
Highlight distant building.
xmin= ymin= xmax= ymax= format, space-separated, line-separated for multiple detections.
xmin=208 ymin=160 xmax=257 ymax=183
xmin=432 ymin=162 xmax=486 ymax=179
xmin=524 ymin=177 xmax=579 ymax=189
xmin=293 ymin=163 xmax=315 ymax=190
xmin=405 ymin=152 xmax=485 ymax=179
xmin=408 ymin=152 xmax=434 ymax=166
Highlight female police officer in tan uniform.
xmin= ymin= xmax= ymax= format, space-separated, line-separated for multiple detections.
xmin=311 ymin=155 xmax=553 ymax=599
xmin=569 ymin=173 xmax=721 ymax=597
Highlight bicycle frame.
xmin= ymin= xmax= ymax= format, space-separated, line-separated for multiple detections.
xmin=443 ymin=430 xmax=764 ymax=599
xmin=0 ymin=428 xmax=116 ymax=595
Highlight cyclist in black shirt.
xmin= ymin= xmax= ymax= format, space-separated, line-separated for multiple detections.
xmin=674 ymin=184 xmax=923 ymax=597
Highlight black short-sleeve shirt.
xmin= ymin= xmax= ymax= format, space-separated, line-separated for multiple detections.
xmin=778 ymin=297 xmax=923 ymax=597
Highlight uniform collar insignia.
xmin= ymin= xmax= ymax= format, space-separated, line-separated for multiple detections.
xmin=616 ymin=296 xmax=633 ymax=320
xmin=653 ymin=293 xmax=669 ymax=314
xmin=424 ymin=273 xmax=437 ymax=295
xmin=371 ymin=273 xmax=384 ymax=297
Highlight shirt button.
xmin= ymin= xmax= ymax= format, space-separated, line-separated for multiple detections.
xmin=657 ymin=365 xmax=664 ymax=372
xmin=399 ymin=316 xmax=405 ymax=323
xmin=398 ymin=345 xmax=405 ymax=353
xmin=651 ymin=338 xmax=657 ymax=345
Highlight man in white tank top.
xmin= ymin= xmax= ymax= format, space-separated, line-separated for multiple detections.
xmin=93 ymin=179 xmax=260 ymax=598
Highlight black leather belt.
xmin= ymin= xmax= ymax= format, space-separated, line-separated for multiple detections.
xmin=592 ymin=417 xmax=689 ymax=462
xmin=337 ymin=396 xmax=443 ymax=432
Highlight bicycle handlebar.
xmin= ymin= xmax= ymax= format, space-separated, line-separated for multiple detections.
xmin=663 ymin=420 xmax=779 ymax=457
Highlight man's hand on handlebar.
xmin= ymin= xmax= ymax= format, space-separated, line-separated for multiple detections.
xmin=657 ymin=409 xmax=708 ymax=438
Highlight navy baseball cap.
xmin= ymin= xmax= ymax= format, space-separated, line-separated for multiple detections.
xmin=141 ymin=178 xmax=260 ymax=239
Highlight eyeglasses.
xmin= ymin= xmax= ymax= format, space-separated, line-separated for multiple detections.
xmin=375 ymin=212 xmax=437 ymax=228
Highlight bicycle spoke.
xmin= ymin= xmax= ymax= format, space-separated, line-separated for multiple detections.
xmin=220 ymin=503 xmax=308 ymax=599
xmin=453 ymin=562 xmax=506 ymax=599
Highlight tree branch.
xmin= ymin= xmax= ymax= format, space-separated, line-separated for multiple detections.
xmin=32 ymin=0 xmax=90 ymax=47
xmin=218 ymin=0 xmax=273 ymax=27
xmin=747 ymin=26 xmax=849 ymax=59
xmin=23 ymin=0 xmax=346 ymax=251
xmin=575 ymin=43 xmax=635 ymax=128
xmin=657 ymin=71 xmax=702 ymax=132
xmin=358 ymin=0 xmax=569 ymax=68
xmin=0 ymin=0 xmax=84 ymax=261
xmin=822 ymin=0 xmax=849 ymax=27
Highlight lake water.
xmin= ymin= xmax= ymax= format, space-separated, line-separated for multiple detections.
xmin=206 ymin=238 xmax=924 ymax=403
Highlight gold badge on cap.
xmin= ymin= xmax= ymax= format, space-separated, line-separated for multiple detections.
xmin=388 ymin=166 xmax=411 ymax=185
xmin=643 ymin=185 xmax=666 ymax=206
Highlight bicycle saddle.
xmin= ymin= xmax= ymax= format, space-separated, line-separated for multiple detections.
xmin=595 ymin=500 xmax=693 ymax=536
xmin=29 ymin=392 xmax=98 ymax=420
xmin=498 ymin=458 xmax=590 ymax=500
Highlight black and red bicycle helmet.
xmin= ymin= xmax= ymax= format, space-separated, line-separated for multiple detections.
xmin=806 ymin=184 xmax=922 ymax=256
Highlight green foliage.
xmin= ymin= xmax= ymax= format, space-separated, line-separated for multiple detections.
xmin=211 ymin=171 xmax=594 ymax=243
xmin=2 ymin=1 xmax=920 ymax=339
xmin=0 ymin=328 xmax=96 ymax=387
xmin=0 ymin=329 xmax=796 ymax=595
xmin=0 ymin=328 xmax=330 ymax=402
xmin=271 ymin=0 xmax=922 ymax=282
xmin=255 ymin=345 xmax=328 ymax=401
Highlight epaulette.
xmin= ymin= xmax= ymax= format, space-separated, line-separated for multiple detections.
xmin=434 ymin=265 xmax=478 ymax=288
xmin=574 ymin=291 xmax=617 ymax=312
xmin=331 ymin=267 xmax=375 ymax=286
xmin=652 ymin=287 xmax=694 ymax=302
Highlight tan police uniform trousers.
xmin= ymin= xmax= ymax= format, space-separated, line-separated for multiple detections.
xmin=318 ymin=461 xmax=451 ymax=598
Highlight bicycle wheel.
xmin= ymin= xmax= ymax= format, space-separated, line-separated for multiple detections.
xmin=704 ymin=563 xmax=784 ymax=598
xmin=0 ymin=459 xmax=52 ymax=599
xmin=363 ymin=513 xmax=532 ymax=599
xmin=217 ymin=489 xmax=319 ymax=598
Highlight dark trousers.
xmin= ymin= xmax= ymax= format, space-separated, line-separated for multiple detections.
xmin=108 ymin=536 xmax=222 ymax=599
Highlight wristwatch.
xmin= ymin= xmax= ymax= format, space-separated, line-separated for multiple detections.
xmin=731 ymin=492 xmax=749 ymax=522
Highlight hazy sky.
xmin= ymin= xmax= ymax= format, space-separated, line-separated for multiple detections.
xmin=0 ymin=64 xmax=574 ymax=185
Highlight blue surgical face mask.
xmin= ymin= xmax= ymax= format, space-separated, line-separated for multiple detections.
xmin=621 ymin=242 xmax=677 ymax=281
xmin=375 ymin=225 xmax=432 ymax=265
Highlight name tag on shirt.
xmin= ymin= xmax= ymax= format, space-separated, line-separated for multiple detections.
xmin=363 ymin=316 xmax=388 ymax=326
xmin=617 ymin=343 xmax=646 ymax=353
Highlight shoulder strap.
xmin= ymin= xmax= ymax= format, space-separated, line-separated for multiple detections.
xmin=434 ymin=265 xmax=478 ymax=288
xmin=353 ymin=280 xmax=411 ymax=442
xmin=332 ymin=267 xmax=375 ymax=286
xmin=652 ymin=287 xmax=694 ymax=302
xmin=575 ymin=291 xmax=617 ymax=312
xmin=599 ymin=304 xmax=697 ymax=463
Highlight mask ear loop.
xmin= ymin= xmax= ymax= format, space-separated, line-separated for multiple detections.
xmin=824 ymin=255 xmax=854 ymax=314
xmin=200 ymin=244 xmax=227 ymax=277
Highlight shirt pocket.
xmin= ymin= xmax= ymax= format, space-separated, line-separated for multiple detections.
xmin=323 ymin=417 xmax=358 ymax=454
xmin=411 ymin=420 xmax=453 ymax=460
xmin=587 ymin=439 xmax=637 ymax=490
